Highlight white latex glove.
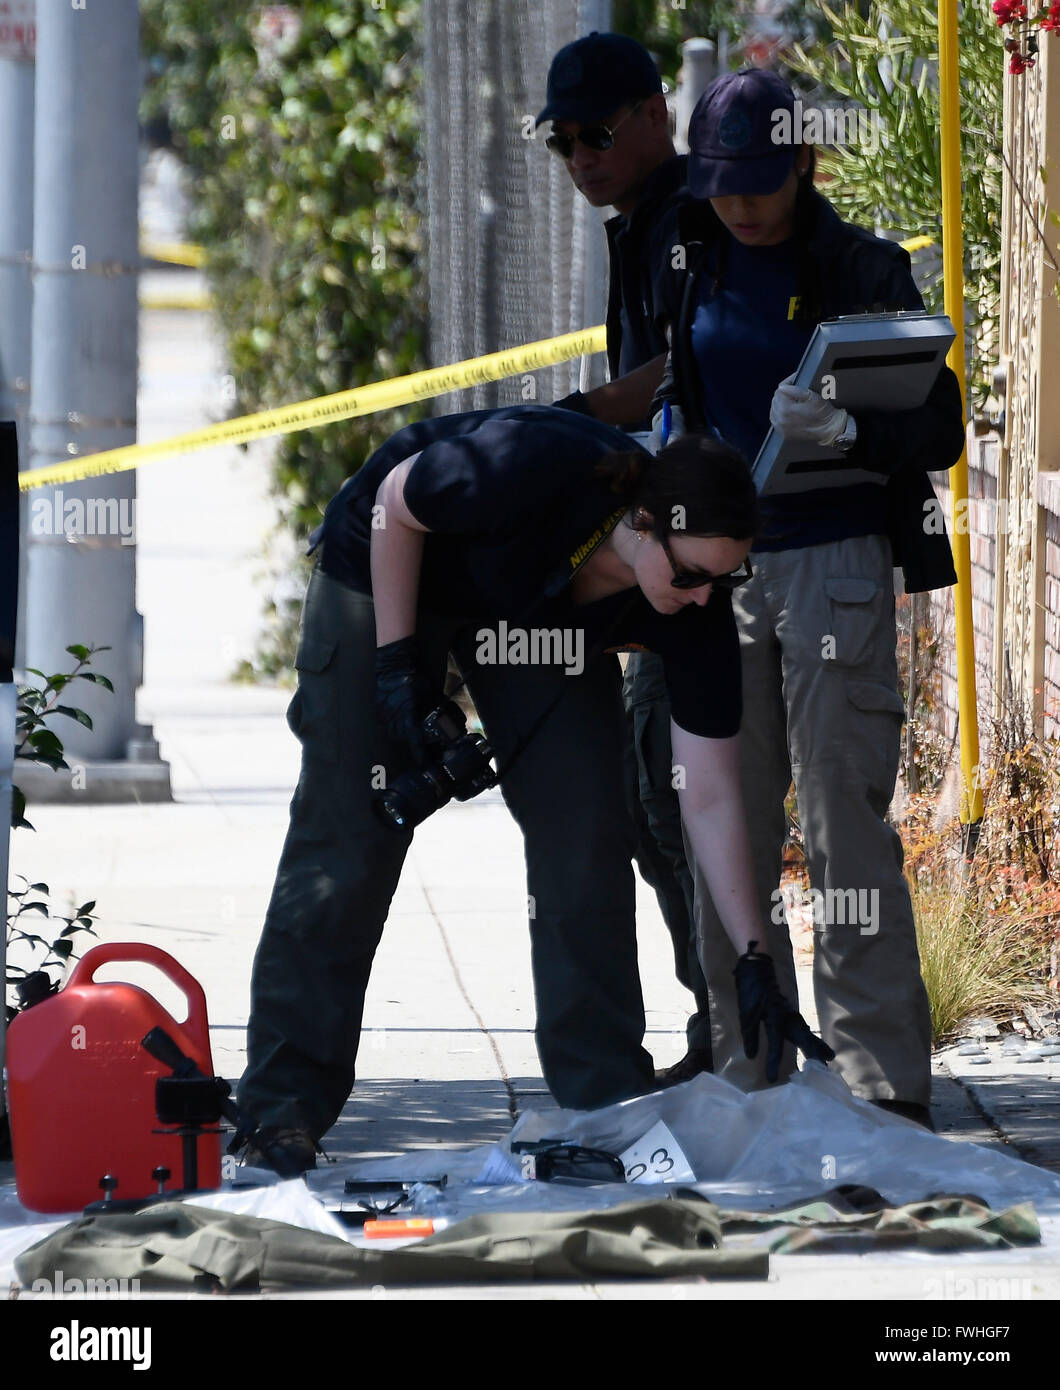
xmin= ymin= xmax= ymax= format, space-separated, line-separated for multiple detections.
xmin=769 ymin=376 xmax=848 ymax=447
xmin=648 ymin=403 xmax=686 ymax=455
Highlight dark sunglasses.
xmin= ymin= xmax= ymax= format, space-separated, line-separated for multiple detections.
xmin=511 ymin=1140 xmax=626 ymax=1185
xmin=661 ymin=536 xmax=753 ymax=592
xmin=545 ymin=101 xmax=643 ymax=160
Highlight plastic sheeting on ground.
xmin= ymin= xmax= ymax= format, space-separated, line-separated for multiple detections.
xmin=330 ymin=1064 xmax=1060 ymax=1215
xmin=5 ymin=1063 xmax=1060 ymax=1284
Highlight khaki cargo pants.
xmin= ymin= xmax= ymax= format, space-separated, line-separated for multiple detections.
xmin=692 ymin=534 xmax=933 ymax=1106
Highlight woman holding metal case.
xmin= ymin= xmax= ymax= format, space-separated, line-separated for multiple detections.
xmin=236 ymin=403 xmax=832 ymax=1177
xmin=652 ymin=69 xmax=966 ymax=1127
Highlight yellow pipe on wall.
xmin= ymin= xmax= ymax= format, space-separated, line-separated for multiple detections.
xmin=937 ymin=0 xmax=984 ymax=834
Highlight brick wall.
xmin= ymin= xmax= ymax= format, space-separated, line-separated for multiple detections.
xmin=1039 ymin=472 xmax=1060 ymax=738
xmin=925 ymin=437 xmax=1060 ymax=745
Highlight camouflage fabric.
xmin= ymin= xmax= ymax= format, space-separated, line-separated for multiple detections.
xmin=15 ymin=1198 xmax=766 ymax=1291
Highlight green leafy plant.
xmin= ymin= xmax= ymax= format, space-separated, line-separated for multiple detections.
xmin=6 ymin=880 xmax=99 ymax=1019
xmin=6 ymin=645 xmax=112 ymax=1020
xmin=612 ymin=0 xmax=842 ymax=80
xmin=140 ymin=2 xmax=426 ymax=676
xmin=787 ymin=1 xmax=1002 ymax=411
xmin=13 ymin=643 xmax=114 ymax=830
xmin=613 ymin=1 xmax=746 ymax=80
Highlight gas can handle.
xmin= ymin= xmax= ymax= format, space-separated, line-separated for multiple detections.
xmin=64 ymin=942 xmax=210 ymax=1043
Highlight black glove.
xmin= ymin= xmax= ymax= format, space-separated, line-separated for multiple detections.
xmin=375 ymin=636 xmax=436 ymax=765
xmin=733 ymin=940 xmax=836 ymax=1083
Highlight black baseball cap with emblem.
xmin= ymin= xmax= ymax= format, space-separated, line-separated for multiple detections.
xmin=687 ymin=68 xmax=798 ymax=199
xmin=535 ymin=31 xmax=663 ymax=128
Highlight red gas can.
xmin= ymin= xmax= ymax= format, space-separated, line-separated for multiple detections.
xmin=6 ymin=942 xmax=222 ymax=1212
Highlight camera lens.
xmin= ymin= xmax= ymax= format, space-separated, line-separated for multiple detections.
xmin=374 ymin=765 xmax=452 ymax=832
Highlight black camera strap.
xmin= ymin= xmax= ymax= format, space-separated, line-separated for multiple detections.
xmin=393 ymin=502 xmax=640 ymax=784
xmin=442 ymin=506 xmax=646 ymax=783
xmin=449 ymin=602 xmax=643 ymax=785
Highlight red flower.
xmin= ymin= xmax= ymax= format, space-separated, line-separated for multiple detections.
xmin=1010 ymin=51 xmax=1037 ymax=73
xmin=993 ymin=0 xmax=1027 ymax=22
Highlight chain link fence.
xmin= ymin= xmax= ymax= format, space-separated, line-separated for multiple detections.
xmin=423 ymin=0 xmax=611 ymax=412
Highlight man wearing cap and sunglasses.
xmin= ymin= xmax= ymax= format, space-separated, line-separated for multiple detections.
xmin=537 ymin=31 xmax=715 ymax=1088
xmin=539 ymin=31 xmax=684 ymax=434
xmin=652 ymin=67 xmax=965 ymax=1129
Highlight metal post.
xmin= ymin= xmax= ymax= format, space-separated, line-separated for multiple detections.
xmin=0 ymin=3 xmax=35 ymax=671
xmin=23 ymin=0 xmax=169 ymax=803
xmin=1 ymin=421 xmax=20 ymax=1129
xmin=937 ymin=0 xmax=983 ymax=849
xmin=675 ymin=39 xmax=716 ymax=154
xmin=576 ymin=0 xmax=611 ymax=391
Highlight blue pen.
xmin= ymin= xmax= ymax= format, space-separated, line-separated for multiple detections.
xmin=660 ymin=400 xmax=672 ymax=446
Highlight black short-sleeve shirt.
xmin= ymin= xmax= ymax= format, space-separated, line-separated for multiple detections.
xmin=316 ymin=405 xmax=742 ymax=738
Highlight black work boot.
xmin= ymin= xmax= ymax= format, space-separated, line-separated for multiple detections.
xmin=239 ymin=1127 xmax=323 ymax=1177
xmin=654 ymin=1046 xmax=714 ymax=1089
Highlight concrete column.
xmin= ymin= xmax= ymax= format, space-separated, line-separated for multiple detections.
xmin=1 ymin=421 xmax=18 ymax=1124
xmin=24 ymin=0 xmax=169 ymax=801
xmin=0 ymin=5 xmax=35 ymax=670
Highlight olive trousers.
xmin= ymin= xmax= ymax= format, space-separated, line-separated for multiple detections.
xmin=238 ymin=567 xmax=655 ymax=1138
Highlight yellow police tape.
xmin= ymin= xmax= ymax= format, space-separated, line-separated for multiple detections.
xmin=19 ymin=229 xmax=936 ymax=493
xmin=18 ymin=326 xmax=607 ymax=492
xmin=139 ymin=237 xmax=207 ymax=268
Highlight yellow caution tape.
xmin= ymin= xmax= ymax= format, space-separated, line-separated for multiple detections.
xmin=139 ymin=289 xmax=214 ymax=311
xmin=19 ymin=326 xmax=607 ymax=491
xmin=139 ymin=237 xmax=207 ymax=268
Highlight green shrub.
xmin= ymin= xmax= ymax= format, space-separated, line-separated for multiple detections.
xmin=912 ymin=874 xmax=1045 ymax=1044
xmin=141 ymin=2 xmax=426 ymax=674
xmin=788 ymin=1 xmax=1002 ymax=410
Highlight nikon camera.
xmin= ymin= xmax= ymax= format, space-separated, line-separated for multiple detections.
xmin=374 ymin=700 xmax=497 ymax=831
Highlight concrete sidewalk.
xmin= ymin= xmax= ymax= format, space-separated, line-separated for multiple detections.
xmin=4 ymin=286 xmax=1060 ymax=1300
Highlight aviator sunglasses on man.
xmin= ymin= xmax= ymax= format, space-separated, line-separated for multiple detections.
xmin=545 ymin=100 xmax=644 ymax=159
xmin=660 ymin=537 xmax=753 ymax=592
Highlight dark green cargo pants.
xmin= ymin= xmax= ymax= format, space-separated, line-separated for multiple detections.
xmin=622 ymin=651 xmax=712 ymax=1055
xmin=238 ymin=567 xmax=655 ymax=1138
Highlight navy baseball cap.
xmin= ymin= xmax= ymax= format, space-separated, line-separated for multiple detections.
xmin=535 ymin=32 xmax=663 ymax=127
xmin=688 ymin=68 xmax=798 ymax=198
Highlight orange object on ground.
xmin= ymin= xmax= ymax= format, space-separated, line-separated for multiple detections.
xmin=362 ymin=1218 xmax=436 ymax=1239
xmin=6 ymin=942 xmax=221 ymax=1212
